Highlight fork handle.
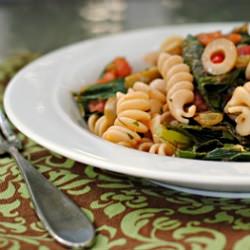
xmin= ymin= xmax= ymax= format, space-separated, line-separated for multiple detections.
xmin=9 ymin=146 xmax=94 ymax=248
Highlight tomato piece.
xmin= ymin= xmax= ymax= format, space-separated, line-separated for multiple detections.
xmin=97 ymin=71 xmax=116 ymax=84
xmin=211 ymin=51 xmax=225 ymax=64
xmin=197 ymin=31 xmax=242 ymax=46
xmin=113 ymin=57 xmax=132 ymax=77
xmin=197 ymin=31 xmax=222 ymax=46
xmin=97 ymin=57 xmax=132 ymax=84
xmin=237 ymin=45 xmax=250 ymax=56
xmin=88 ymin=100 xmax=106 ymax=113
xmin=226 ymin=33 xmax=242 ymax=44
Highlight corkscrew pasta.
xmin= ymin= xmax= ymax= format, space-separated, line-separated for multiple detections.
xmin=137 ymin=137 xmax=175 ymax=156
xmin=144 ymin=35 xmax=184 ymax=65
xmin=74 ymin=23 xmax=250 ymax=161
xmin=103 ymin=90 xmax=151 ymax=147
xmin=87 ymin=97 xmax=117 ymax=136
xmin=224 ymin=82 xmax=250 ymax=136
xmin=246 ymin=61 xmax=250 ymax=80
xmin=132 ymin=79 xmax=166 ymax=115
xmin=160 ymin=35 xmax=184 ymax=55
xmin=157 ymin=52 xmax=196 ymax=124
xmin=88 ymin=114 xmax=111 ymax=136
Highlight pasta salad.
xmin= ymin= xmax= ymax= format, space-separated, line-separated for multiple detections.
xmin=73 ymin=23 xmax=250 ymax=161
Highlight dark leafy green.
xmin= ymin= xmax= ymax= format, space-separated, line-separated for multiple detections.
xmin=77 ymin=78 xmax=125 ymax=101
xmin=240 ymin=33 xmax=250 ymax=45
xmin=176 ymin=149 xmax=206 ymax=159
xmin=73 ymin=27 xmax=250 ymax=162
xmin=176 ymin=143 xmax=250 ymax=161
xmin=73 ymin=78 xmax=126 ymax=118
xmin=204 ymin=143 xmax=250 ymax=161
xmin=167 ymin=123 xmax=236 ymax=145
xmin=195 ymin=139 xmax=223 ymax=152
xmin=183 ymin=35 xmax=243 ymax=111
xmin=167 ymin=123 xmax=250 ymax=161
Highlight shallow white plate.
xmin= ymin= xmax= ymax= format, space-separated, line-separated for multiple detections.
xmin=150 ymin=180 xmax=250 ymax=199
xmin=4 ymin=22 xmax=250 ymax=195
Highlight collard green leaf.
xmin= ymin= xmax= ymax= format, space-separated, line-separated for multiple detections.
xmin=204 ymin=144 xmax=250 ymax=161
xmin=195 ymin=139 xmax=223 ymax=152
xmin=230 ymin=152 xmax=250 ymax=161
xmin=176 ymin=149 xmax=206 ymax=159
xmin=176 ymin=142 xmax=250 ymax=161
xmin=183 ymin=35 xmax=243 ymax=111
xmin=204 ymin=148 xmax=241 ymax=161
xmin=73 ymin=78 xmax=126 ymax=117
xmin=167 ymin=123 xmax=236 ymax=144
xmin=78 ymin=78 xmax=126 ymax=102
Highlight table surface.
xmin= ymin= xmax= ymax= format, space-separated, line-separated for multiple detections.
xmin=1 ymin=1 xmax=250 ymax=249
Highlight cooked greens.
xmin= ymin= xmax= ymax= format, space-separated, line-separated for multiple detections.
xmin=74 ymin=24 xmax=250 ymax=161
xmin=73 ymin=78 xmax=126 ymax=117
xmin=183 ymin=35 xmax=243 ymax=111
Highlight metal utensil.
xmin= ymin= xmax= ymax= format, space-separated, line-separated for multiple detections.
xmin=0 ymin=109 xmax=95 ymax=248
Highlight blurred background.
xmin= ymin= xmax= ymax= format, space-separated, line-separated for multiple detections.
xmin=0 ymin=0 xmax=249 ymax=56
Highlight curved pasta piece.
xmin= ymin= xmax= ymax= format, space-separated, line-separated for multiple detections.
xmin=133 ymin=79 xmax=166 ymax=115
xmin=144 ymin=51 xmax=160 ymax=65
xmin=137 ymin=137 xmax=175 ymax=156
xmin=103 ymin=90 xmax=151 ymax=147
xmin=143 ymin=35 xmax=184 ymax=65
xmin=102 ymin=125 xmax=141 ymax=147
xmin=160 ymin=35 xmax=184 ymax=55
xmin=157 ymin=52 xmax=196 ymax=123
xmin=224 ymin=81 xmax=250 ymax=136
xmin=228 ymin=106 xmax=250 ymax=136
xmin=88 ymin=114 xmax=113 ymax=136
xmin=87 ymin=97 xmax=117 ymax=136
xmin=246 ymin=61 xmax=250 ymax=80
xmin=150 ymin=114 xmax=162 ymax=143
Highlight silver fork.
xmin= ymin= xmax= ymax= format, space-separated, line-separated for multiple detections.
xmin=0 ymin=109 xmax=95 ymax=248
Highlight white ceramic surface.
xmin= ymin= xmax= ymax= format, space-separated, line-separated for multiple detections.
xmin=4 ymin=23 xmax=250 ymax=194
xmin=150 ymin=180 xmax=250 ymax=199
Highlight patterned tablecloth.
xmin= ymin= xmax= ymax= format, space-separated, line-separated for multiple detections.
xmin=1 ymin=53 xmax=250 ymax=250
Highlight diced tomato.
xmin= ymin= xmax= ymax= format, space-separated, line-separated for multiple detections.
xmin=197 ymin=31 xmax=222 ymax=46
xmin=97 ymin=57 xmax=132 ymax=84
xmin=194 ymin=92 xmax=208 ymax=112
xmin=97 ymin=71 xmax=116 ymax=84
xmin=197 ymin=31 xmax=242 ymax=46
xmin=113 ymin=57 xmax=132 ymax=77
xmin=226 ymin=33 xmax=242 ymax=44
xmin=88 ymin=100 xmax=106 ymax=113
xmin=211 ymin=51 xmax=225 ymax=64
xmin=237 ymin=45 xmax=250 ymax=56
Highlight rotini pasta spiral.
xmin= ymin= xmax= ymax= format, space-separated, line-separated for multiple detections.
xmin=246 ymin=61 xmax=250 ymax=80
xmin=87 ymin=97 xmax=117 ymax=136
xmin=132 ymin=79 xmax=166 ymax=115
xmin=144 ymin=35 xmax=184 ymax=65
xmin=160 ymin=35 xmax=184 ymax=55
xmin=157 ymin=52 xmax=196 ymax=124
xmin=103 ymin=90 xmax=151 ymax=147
xmin=88 ymin=114 xmax=113 ymax=136
xmin=137 ymin=137 xmax=175 ymax=156
xmin=224 ymin=81 xmax=250 ymax=136
xmin=144 ymin=51 xmax=160 ymax=66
